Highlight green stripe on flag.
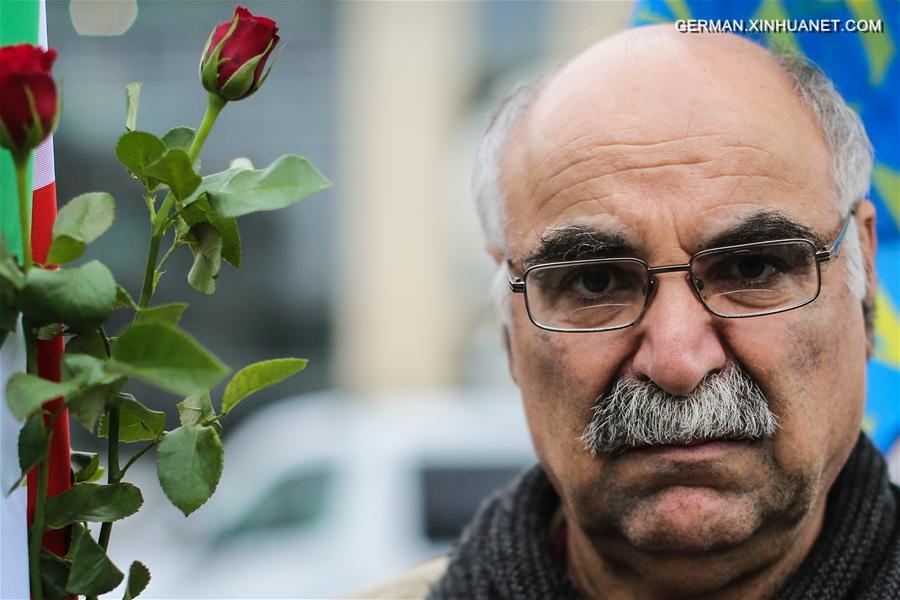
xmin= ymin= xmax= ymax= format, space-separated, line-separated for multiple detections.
xmin=0 ymin=0 xmax=39 ymax=260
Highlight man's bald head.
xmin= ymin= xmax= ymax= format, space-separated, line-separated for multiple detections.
xmin=521 ymin=26 xmax=815 ymax=164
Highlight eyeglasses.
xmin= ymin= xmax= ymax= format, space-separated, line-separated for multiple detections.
xmin=508 ymin=211 xmax=855 ymax=333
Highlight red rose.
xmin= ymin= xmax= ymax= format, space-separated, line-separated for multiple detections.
xmin=0 ymin=44 xmax=58 ymax=154
xmin=200 ymin=6 xmax=279 ymax=102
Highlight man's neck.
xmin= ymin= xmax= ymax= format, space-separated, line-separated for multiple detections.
xmin=562 ymin=498 xmax=827 ymax=600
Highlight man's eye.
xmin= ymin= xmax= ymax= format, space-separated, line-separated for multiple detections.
xmin=576 ymin=269 xmax=611 ymax=294
xmin=735 ymin=257 xmax=772 ymax=279
xmin=709 ymin=254 xmax=787 ymax=284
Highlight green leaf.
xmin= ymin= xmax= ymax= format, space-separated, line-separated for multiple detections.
xmin=115 ymin=284 xmax=137 ymax=310
xmin=161 ymin=127 xmax=195 ymax=153
xmin=156 ymin=424 xmax=224 ymax=516
xmin=41 ymin=549 xmax=71 ymax=598
xmin=177 ymin=391 xmax=215 ymax=427
xmin=21 ymin=261 xmax=117 ymax=331
xmin=0 ymin=241 xmax=25 ymax=289
xmin=123 ymin=560 xmax=151 ymax=599
xmin=47 ymin=192 xmax=116 ymax=264
xmin=207 ymin=155 xmax=331 ymax=218
xmin=70 ymin=377 xmax=126 ymax=434
xmin=0 ymin=273 xmax=20 ymax=335
xmin=62 ymin=354 xmax=126 ymax=432
xmin=36 ymin=322 xmax=63 ymax=340
xmin=177 ymin=392 xmax=221 ymax=435
xmin=19 ymin=414 xmax=49 ymax=471
xmin=180 ymin=195 xmax=241 ymax=268
xmin=45 ymin=483 xmax=143 ymax=529
xmin=115 ymin=131 xmax=166 ymax=187
xmin=125 ymin=82 xmax=141 ymax=132
xmin=72 ymin=451 xmax=102 ymax=483
xmin=5 ymin=373 xmax=80 ymax=421
xmin=136 ymin=302 xmax=188 ymax=326
xmin=186 ymin=222 xmax=222 ymax=294
xmin=182 ymin=166 xmax=240 ymax=208
xmin=142 ymin=148 xmax=201 ymax=201
xmin=61 ymin=352 xmax=105 ymax=380
xmin=10 ymin=414 xmax=49 ymax=493
xmin=221 ymin=358 xmax=308 ymax=416
xmin=0 ymin=243 xmax=21 ymax=343
xmin=98 ymin=393 xmax=166 ymax=443
xmin=66 ymin=329 xmax=109 ymax=359
xmin=108 ymin=322 xmax=229 ymax=396
xmin=66 ymin=522 xmax=124 ymax=595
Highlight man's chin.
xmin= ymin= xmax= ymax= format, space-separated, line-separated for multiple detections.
xmin=620 ymin=485 xmax=763 ymax=555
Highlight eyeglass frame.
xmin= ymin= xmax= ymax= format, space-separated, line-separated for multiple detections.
xmin=507 ymin=209 xmax=857 ymax=333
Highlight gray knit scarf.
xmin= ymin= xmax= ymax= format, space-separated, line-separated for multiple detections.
xmin=429 ymin=434 xmax=900 ymax=599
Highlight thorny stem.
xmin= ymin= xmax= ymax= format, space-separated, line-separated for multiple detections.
xmin=154 ymin=232 xmax=183 ymax=280
xmin=97 ymin=325 xmax=117 ymax=553
xmin=96 ymin=403 xmax=119 ymax=552
xmin=137 ymin=232 xmax=162 ymax=309
xmin=28 ymin=444 xmax=50 ymax=600
xmin=13 ymin=153 xmax=32 ymax=273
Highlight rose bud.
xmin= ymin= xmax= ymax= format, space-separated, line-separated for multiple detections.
xmin=200 ymin=6 xmax=280 ymax=102
xmin=0 ymin=44 xmax=59 ymax=155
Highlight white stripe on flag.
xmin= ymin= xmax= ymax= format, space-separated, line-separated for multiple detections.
xmin=32 ymin=136 xmax=55 ymax=190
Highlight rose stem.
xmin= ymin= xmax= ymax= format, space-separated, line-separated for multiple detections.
xmin=13 ymin=153 xmax=33 ymax=273
xmin=28 ymin=431 xmax=50 ymax=600
xmin=96 ymin=403 xmax=119 ymax=551
xmin=137 ymin=92 xmax=226 ymax=308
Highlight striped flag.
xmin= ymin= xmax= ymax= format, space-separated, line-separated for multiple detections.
xmin=1 ymin=0 xmax=71 ymax=596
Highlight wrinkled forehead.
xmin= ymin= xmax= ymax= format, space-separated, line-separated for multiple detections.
xmin=500 ymin=27 xmax=835 ymax=259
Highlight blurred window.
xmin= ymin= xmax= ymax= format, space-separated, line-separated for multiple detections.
xmin=220 ymin=466 xmax=334 ymax=542
xmin=420 ymin=465 xmax=524 ymax=541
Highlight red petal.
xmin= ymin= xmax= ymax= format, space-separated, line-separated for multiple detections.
xmin=216 ymin=12 xmax=279 ymax=87
xmin=0 ymin=73 xmax=56 ymax=148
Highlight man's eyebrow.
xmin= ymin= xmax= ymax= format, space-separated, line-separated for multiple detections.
xmin=701 ymin=211 xmax=824 ymax=250
xmin=522 ymin=225 xmax=636 ymax=268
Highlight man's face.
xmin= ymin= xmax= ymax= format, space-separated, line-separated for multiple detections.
xmin=499 ymin=31 xmax=875 ymax=569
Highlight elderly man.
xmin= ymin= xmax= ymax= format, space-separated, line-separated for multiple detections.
xmin=353 ymin=24 xmax=900 ymax=600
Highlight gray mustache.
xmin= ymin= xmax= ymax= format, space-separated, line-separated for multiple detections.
xmin=578 ymin=364 xmax=778 ymax=456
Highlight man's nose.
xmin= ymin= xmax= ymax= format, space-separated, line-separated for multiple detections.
xmin=630 ymin=275 xmax=727 ymax=396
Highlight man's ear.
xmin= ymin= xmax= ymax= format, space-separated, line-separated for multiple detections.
xmin=486 ymin=243 xmax=504 ymax=265
xmin=854 ymin=200 xmax=878 ymax=355
xmin=501 ymin=324 xmax=518 ymax=386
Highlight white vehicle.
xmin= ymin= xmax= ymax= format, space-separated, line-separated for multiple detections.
xmin=109 ymin=388 xmax=536 ymax=598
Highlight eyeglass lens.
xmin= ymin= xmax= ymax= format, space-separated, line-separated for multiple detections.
xmin=524 ymin=240 xmax=820 ymax=331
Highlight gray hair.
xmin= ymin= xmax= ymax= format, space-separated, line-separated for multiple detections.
xmin=476 ymin=46 xmax=873 ymax=320
xmin=578 ymin=362 xmax=778 ymax=455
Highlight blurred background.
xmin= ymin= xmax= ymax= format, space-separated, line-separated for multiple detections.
xmin=42 ymin=0 xmax=898 ymax=597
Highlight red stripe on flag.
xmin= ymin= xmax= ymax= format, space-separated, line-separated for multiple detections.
xmin=25 ymin=338 xmax=70 ymax=558
xmin=26 ymin=179 xmax=71 ymax=559
xmin=31 ymin=181 xmax=57 ymax=265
